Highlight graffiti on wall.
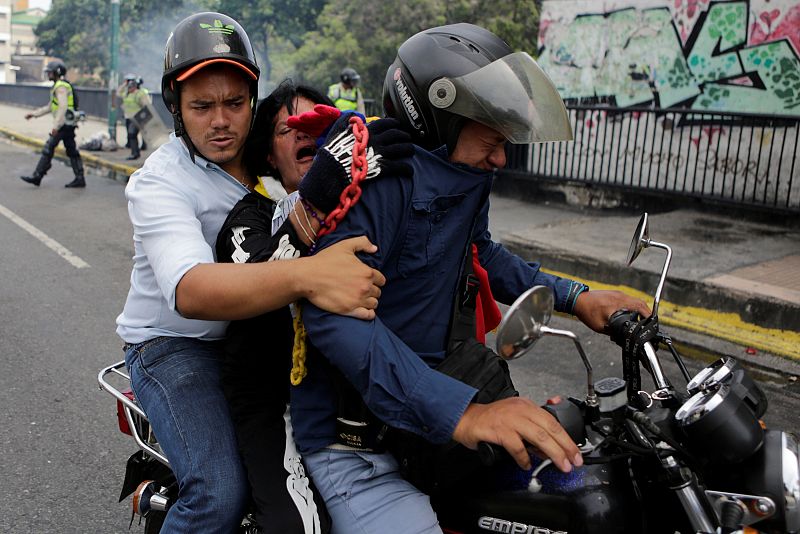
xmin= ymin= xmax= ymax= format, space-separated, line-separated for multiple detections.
xmin=525 ymin=109 xmax=799 ymax=208
xmin=538 ymin=0 xmax=800 ymax=115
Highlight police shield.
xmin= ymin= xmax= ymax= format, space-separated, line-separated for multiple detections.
xmin=132 ymin=106 xmax=153 ymax=129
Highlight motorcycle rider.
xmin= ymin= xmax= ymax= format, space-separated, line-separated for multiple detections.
xmin=20 ymin=59 xmax=86 ymax=188
xmin=287 ymin=23 xmax=652 ymax=533
xmin=215 ymin=77 xmax=415 ymax=532
xmin=115 ymin=12 xmax=397 ymax=532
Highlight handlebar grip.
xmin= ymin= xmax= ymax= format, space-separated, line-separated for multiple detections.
xmin=607 ymin=309 xmax=641 ymax=348
xmin=477 ymin=441 xmax=504 ymax=466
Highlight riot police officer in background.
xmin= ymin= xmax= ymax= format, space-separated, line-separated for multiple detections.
xmin=327 ymin=67 xmax=365 ymax=115
xmin=21 ymin=59 xmax=86 ymax=188
xmin=117 ymin=73 xmax=152 ymax=160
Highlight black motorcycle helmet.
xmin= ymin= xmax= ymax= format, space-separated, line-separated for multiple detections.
xmin=383 ymin=23 xmax=572 ymax=153
xmin=161 ymin=12 xmax=260 ymax=141
xmin=340 ymin=67 xmax=360 ymax=86
xmin=44 ymin=60 xmax=67 ymax=79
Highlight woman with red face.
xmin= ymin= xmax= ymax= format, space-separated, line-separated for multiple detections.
xmin=243 ymin=81 xmax=334 ymax=195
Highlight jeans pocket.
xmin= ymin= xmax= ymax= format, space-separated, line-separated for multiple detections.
xmin=126 ymin=336 xmax=172 ymax=372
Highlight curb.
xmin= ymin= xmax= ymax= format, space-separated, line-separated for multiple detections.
xmin=501 ymin=235 xmax=800 ymax=363
xmin=0 ymin=126 xmax=138 ymax=177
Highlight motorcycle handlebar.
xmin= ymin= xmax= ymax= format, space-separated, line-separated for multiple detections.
xmin=606 ymin=309 xmax=673 ymax=392
xmin=606 ymin=309 xmax=641 ymax=348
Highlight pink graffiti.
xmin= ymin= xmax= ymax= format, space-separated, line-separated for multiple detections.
xmin=674 ymin=0 xmax=710 ymax=43
xmin=538 ymin=19 xmax=553 ymax=47
xmin=702 ymin=126 xmax=726 ymax=142
xmin=729 ymin=75 xmax=754 ymax=87
xmin=691 ymin=126 xmax=726 ymax=147
xmin=750 ymin=4 xmax=800 ymax=53
xmin=759 ymin=9 xmax=781 ymax=28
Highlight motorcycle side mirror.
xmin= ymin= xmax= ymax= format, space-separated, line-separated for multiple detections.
xmin=495 ymin=286 xmax=553 ymax=361
xmin=496 ymin=286 xmax=598 ymax=407
xmin=627 ymin=213 xmax=649 ymax=266
xmin=626 ymin=212 xmax=672 ymax=318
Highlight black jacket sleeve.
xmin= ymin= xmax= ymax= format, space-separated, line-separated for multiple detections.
xmin=215 ymin=192 xmax=310 ymax=264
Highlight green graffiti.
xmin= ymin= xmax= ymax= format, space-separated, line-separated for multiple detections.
xmin=538 ymin=7 xmax=698 ymax=106
xmin=693 ymin=41 xmax=800 ymax=112
xmin=686 ymin=2 xmax=746 ymax=84
xmin=538 ymin=1 xmax=800 ymax=115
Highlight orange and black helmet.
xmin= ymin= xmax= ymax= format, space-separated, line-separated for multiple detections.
xmin=161 ymin=12 xmax=260 ymax=135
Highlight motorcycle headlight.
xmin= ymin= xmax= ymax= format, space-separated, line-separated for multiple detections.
xmin=783 ymin=432 xmax=800 ymax=532
xmin=728 ymin=431 xmax=800 ymax=534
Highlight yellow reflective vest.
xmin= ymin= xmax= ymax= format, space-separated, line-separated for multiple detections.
xmin=122 ymin=88 xmax=150 ymax=118
xmin=50 ymin=80 xmax=75 ymax=114
xmin=328 ymin=83 xmax=361 ymax=112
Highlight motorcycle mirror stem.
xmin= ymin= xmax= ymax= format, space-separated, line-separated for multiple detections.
xmin=538 ymin=325 xmax=598 ymax=408
xmin=627 ymin=213 xmax=673 ymax=318
xmin=495 ymin=286 xmax=598 ymax=409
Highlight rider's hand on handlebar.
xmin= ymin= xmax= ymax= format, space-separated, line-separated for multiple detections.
xmin=573 ymin=290 xmax=651 ymax=334
xmin=452 ymin=397 xmax=583 ymax=473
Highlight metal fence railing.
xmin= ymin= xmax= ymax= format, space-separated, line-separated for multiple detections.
xmin=0 ymin=83 xmax=173 ymax=125
xmin=504 ymin=106 xmax=800 ymax=213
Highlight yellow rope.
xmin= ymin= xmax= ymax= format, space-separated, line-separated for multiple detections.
xmin=290 ymin=304 xmax=308 ymax=385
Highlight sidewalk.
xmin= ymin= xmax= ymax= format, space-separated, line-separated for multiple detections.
xmin=2 ymin=101 xmax=799 ymax=375
xmin=0 ymin=101 xmax=160 ymax=177
xmin=487 ymin=197 xmax=800 ymax=373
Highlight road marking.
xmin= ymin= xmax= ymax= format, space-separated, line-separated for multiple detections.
xmin=544 ymin=268 xmax=800 ymax=361
xmin=0 ymin=202 xmax=90 ymax=269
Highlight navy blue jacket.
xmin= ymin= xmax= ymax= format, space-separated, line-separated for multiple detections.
xmin=291 ymin=146 xmax=577 ymax=454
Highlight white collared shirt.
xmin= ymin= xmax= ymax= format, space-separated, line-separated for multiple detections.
xmin=116 ymin=134 xmax=250 ymax=343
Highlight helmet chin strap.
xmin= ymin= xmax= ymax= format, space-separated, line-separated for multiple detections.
xmin=171 ymin=109 xmax=199 ymax=164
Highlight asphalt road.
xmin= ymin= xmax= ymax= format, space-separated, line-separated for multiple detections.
xmin=1 ymin=139 xmax=797 ymax=533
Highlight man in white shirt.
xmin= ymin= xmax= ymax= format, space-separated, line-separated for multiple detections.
xmin=116 ymin=12 xmax=389 ymax=532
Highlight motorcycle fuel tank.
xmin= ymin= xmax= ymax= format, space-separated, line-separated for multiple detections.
xmin=436 ymin=459 xmax=639 ymax=534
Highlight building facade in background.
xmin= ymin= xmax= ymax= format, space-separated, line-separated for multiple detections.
xmin=538 ymin=0 xmax=800 ymax=116
xmin=12 ymin=6 xmax=45 ymax=55
xmin=9 ymin=0 xmax=46 ymax=83
xmin=0 ymin=0 xmax=12 ymax=83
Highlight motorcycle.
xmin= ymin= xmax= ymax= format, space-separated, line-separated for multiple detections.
xmin=434 ymin=212 xmax=798 ymax=534
xmin=99 ymin=213 xmax=799 ymax=534
xmin=97 ymin=365 xmax=261 ymax=533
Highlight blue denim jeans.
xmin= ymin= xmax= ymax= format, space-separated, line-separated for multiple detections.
xmin=125 ymin=336 xmax=248 ymax=533
xmin=304 ymin=448 xmax=441 ymax=534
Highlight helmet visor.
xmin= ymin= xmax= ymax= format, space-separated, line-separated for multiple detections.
xmin=442 ymin=52 xmax=572 ymax=144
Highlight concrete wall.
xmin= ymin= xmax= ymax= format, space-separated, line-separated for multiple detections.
xmin=538 ymin=0 xmax=800 ymax=116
